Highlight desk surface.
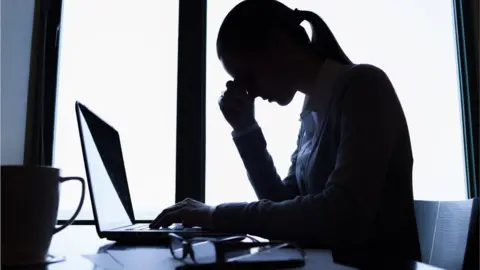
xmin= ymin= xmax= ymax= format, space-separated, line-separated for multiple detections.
xmin=7 ymin=225 xmax=443 ymax=270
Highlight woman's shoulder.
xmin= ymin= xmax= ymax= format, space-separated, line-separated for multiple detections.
xmin=343 ymin=63 xmax=391 ymax=86
xmin=335 ymin=63 xmax=401 ymax=115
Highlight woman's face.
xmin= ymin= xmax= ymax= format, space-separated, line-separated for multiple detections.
xmin=220 ymin=47 xmax=298 ymax=106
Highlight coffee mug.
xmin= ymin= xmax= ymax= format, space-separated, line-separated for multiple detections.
xmin=1 ymin=165 xmax=86 ymax=266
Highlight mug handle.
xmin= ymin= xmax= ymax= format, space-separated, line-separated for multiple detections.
xmin=53 ymin=176 xmax=86 ymax=234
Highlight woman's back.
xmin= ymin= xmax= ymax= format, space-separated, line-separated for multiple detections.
xmin=219 ymin=61 xmax=421 ymax=263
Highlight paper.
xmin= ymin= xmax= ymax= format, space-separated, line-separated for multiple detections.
xmin=83 ymin=253 xmax=123 ymax=269
xmin=107 ymin=248 xmax=184 ymax=270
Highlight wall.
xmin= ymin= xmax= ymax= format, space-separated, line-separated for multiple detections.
xmin=1 ymin=0 xmax=35 ymax=165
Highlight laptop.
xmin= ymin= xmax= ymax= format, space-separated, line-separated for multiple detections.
xmin=75 ymin=101 xmax=235 ymax=244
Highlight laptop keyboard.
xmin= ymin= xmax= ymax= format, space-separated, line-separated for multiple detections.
xmin=124 ymin=224 xmax=147 ymax=231
xmin=136 ymin=225 xmax=150 ymax=231
xmin=125 ymin=223 xmax=193 ymax=231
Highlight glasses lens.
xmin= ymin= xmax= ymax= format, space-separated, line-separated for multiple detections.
xmin=169 ymin=235 xmax=185 ymax=259
xmin=190 ymin=239 xmax=217 ymax=264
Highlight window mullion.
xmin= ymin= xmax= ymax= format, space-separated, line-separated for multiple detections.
xmin=175 ymin=0 xmax=208 ymax=203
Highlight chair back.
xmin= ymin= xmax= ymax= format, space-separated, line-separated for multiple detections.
xmin=414 ymin=198 xmax=478 ymax=270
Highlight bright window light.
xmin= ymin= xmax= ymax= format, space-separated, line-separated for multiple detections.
xmin=53 ymin=0 xmax=178 ymax=220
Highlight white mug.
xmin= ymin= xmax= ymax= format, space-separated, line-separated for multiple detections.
xmin=1 ymin=165 xmax=85 ymax=266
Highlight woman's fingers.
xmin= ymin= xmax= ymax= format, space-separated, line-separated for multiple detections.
xmin=225 ymin=80 xmax=234 ymax=88
xmin=219 ymin=83 xmax=250 ymax=105
xmin=226 ymin=80 xmax=249 ymax=95
xmin=149 ymin=198 xmax=207 ymax=228
xmin=219 ymin=95 xmax=249 ymax=110
xmin=153 ymin=208 xmax=188 ymax=228
xmin=226 ymin=80 xmax=244 ymax=90
xmin=150 ymin=202 xmax=185 ymax=228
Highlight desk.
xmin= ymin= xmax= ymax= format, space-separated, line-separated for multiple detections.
xmin=6 ymin=226 xmax=443 ymax=269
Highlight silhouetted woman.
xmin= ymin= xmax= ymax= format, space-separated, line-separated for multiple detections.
xmin=151 ymin=0 xmax=421 ymax=264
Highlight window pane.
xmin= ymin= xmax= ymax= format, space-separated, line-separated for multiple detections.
xmin=205 ymin=0 xmax=466 ymax=205
xmin=54 ymin=0 xmax=178 ymax=220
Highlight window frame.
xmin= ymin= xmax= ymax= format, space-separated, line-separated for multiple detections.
xmin=23 ymin=0 xmax=477 ymax=225
xmin=453 ymin=0 xmax=478 ymax=198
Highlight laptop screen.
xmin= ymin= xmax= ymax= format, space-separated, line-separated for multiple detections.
xmin=77 ymin=102 xmax=135 ymax=231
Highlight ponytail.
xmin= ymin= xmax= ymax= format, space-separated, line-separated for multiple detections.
xmin=216 ymin=0 xmax=353 ymax=65
xmin=294 ymin=9 xmax=353 ymax=65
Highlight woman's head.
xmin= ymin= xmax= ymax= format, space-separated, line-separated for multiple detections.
xmin=217 ymin=0 xmax=352 ymax=105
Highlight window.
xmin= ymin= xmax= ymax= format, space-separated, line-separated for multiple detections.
xmin=205 ymin=0 xmax=467 ymax=204
xmin=50 ymin=0 xmax=470 ymax=221
xmin=53 ymin=0 xmax=178 ymax=220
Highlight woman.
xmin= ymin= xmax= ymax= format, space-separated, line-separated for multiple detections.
xmin=151 ymin=0 xmax=421 ymax=263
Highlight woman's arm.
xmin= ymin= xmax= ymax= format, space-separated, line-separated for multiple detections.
xmin=212 ymin=65 xmax=404 ymax=248
xmin=233 ymin=124 xmax=303 ymax=202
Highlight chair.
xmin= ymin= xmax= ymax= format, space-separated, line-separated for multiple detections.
xmin=414 ymin=198 xmax=478 ymax=270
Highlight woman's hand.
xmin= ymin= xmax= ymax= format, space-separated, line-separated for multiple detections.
xmin=149 ymin=198 xmax=215 ymax=229
xmin=219 ymin=80 xmax=256 ymax=131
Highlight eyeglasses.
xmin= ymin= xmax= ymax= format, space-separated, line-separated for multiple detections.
xmin=168 ymin=233 xmax=305 ymax=265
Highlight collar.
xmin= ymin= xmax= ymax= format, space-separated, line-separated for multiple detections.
xmin=300 ymin=59 xmax=352 ymax=118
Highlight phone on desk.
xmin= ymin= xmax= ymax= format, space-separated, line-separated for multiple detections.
xmin=176 ymin=243 xmax=305 ymax=270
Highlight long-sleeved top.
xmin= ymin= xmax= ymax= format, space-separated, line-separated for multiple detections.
xmin=211 ymin=59 xmax=421 ymax=263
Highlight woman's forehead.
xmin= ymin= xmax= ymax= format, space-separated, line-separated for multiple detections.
xmin=220 ymin=53 xmax=253 ymax=79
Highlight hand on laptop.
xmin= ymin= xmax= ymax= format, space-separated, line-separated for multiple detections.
xmin=149 ymin=198 xmax=215 ymax=230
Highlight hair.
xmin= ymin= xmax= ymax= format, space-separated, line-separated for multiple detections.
xmin=216 ymin=0 xmax=353 ymax=65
